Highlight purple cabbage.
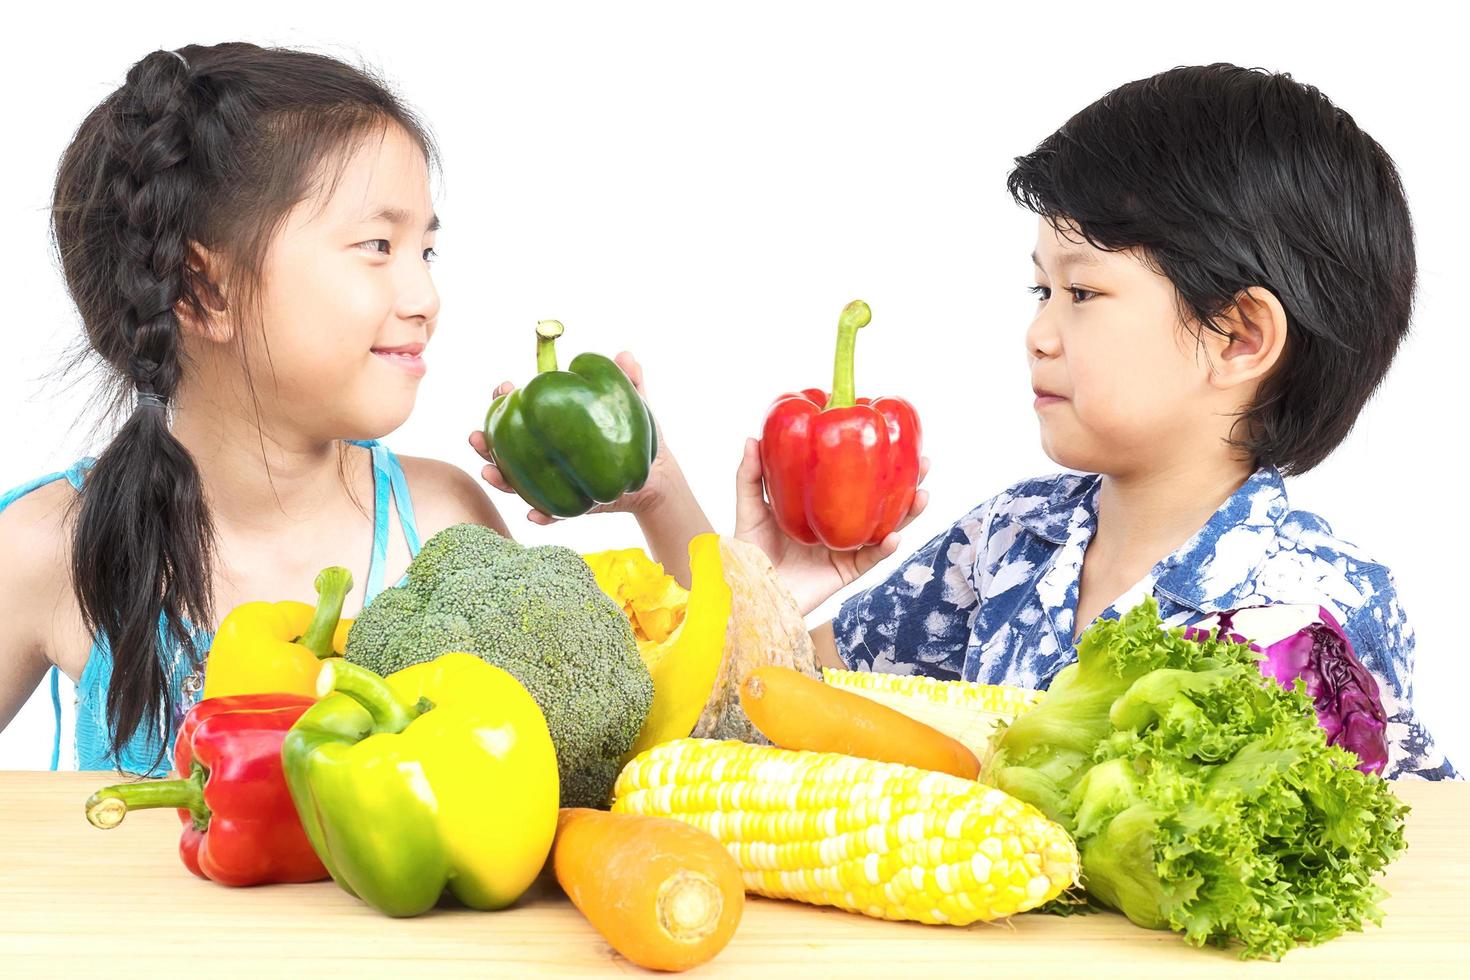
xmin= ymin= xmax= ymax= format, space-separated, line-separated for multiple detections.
xmin=1186 ymin=604 xmax=1389 ymax=775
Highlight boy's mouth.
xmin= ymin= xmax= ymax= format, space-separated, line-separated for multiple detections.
xmin=1033 ymin=386 xmax=1066 ymax=406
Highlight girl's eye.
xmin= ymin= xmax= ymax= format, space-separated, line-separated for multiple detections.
xmin=423 ymin=247 xmax=438 ymax=263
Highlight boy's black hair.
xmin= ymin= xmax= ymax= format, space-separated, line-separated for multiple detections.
xmin=1007 ymin=63 xmax=1415 ymax=475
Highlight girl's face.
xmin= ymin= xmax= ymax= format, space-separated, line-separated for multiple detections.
xmin=1025 ymin=218 xmax=1235 ymax=478
xmin=245 ymin=124 xmax=440 ymax=443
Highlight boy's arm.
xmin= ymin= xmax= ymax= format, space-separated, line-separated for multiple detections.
xmin=811 ymin=621 xmax=845 ymax=671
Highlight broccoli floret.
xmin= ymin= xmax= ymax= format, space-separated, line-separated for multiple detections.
xmin=344 ymin=523 xmax=652 ymax=808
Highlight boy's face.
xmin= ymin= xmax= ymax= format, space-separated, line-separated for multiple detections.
xmin=1026 ymin=218 xmax=1228 ymax=477
xmin=247 ymin=123 xmax=441 ymax=442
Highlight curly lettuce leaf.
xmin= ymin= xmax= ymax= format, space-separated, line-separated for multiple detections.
xmin=984 ymin=597 xmax=1409 ymax=959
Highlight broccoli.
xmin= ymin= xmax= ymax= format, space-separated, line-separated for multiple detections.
xmin=345 ymin=523 xmax=653 ymax=808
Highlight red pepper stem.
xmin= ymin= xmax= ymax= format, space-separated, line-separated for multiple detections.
xmin=536 ymin=320 xmax=565 ymax=373
xmin=318 ymin=659 xmax=423 ymax=735
xmin=86 ymin=764 xmax=211 ymax=832
xmin=829 ymin=300 xmax=872 ymax=409
xmin=297 ymin=566 xmax=354 ymax=660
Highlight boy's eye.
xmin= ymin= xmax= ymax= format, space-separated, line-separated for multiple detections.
xmin=1028 ymin=284 xmax=1096 ymax=303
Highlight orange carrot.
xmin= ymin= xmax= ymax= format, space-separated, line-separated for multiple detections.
xmin=553 ymin=808 xmax=744 ymax=972
xmin=739 ymin=665 xmax=981 ymax=779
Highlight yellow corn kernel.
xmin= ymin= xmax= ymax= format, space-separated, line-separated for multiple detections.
xmin=820 ymin=668 xmax=1044 ymax=763
xmin=612 ymin=738 xmax=1079 ymax=926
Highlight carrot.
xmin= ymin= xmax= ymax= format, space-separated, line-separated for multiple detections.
xmin=739 ymin=665 xmax=981 ymax=779
xmin=553 ymin=808 xmax=744 ymax=972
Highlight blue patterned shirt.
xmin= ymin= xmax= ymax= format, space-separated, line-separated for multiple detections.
xmin=833 ymin=467 xmax=1457 ymax=780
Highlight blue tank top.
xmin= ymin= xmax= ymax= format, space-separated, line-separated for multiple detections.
xmin=0 ymin=438 xmax=422 ymax=774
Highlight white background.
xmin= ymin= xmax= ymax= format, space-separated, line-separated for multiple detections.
xmin=2 ymin=1 xmax=1463 ymax=769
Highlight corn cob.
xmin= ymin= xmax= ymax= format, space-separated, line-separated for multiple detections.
xmin=821 ymin=668 xmax=1044 ymax=764
xmin=612 ymin=738 xmax=1079 ymax=926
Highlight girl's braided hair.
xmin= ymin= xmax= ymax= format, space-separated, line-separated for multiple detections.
xmin=49 ymin=42 xmax=439 ymax=768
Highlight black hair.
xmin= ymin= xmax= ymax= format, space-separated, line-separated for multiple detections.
xmin=49 ymin=42 xmax=440 ymax=768
xmin=1007 ymin=62 xmax=1415 ymax=475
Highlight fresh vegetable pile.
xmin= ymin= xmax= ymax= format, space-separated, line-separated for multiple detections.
xmin=80 ymin=538 xmax=1411 ymax=971
xmin=984 ymin=597 xmax=1408 ymax=959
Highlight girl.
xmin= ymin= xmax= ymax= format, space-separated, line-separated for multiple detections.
xmin=733 ymin=64 xmax=1457 ymax=780
xmin=0 ymin=42 xmax=710 ymax=775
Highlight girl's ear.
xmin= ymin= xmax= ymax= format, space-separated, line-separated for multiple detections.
xmin=1207 ymin=286 xmax=1289 ymax=391
xmin=174 ymin=243 xmax=234 ymax=344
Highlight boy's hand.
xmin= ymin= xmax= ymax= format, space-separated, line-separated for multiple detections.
xmin=468 ymin=352 xmax=674 ymax=525
xmin=734 ymin=437 xmax=929 ymax=616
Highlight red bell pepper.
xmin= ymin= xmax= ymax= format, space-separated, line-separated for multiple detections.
xmin=84 ymin=693 xmax=328 ymax=887
xmin=760 ymin=300 xmax=922 ymax=551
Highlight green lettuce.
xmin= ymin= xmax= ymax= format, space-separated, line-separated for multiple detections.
xmin=983 ymin=597 xmax=1408 ymax=959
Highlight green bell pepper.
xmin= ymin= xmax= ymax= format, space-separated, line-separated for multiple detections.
xmin=281 ymin=654 xmax=560 ymax=917
xmin=483 ymin=320 xmax=658 ymax=518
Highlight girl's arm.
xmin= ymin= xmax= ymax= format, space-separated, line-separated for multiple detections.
xmin=0 ymin=498 xmax=62 ymax=733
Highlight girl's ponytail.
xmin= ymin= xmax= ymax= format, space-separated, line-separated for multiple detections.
xmin=66 ymin=49 xmax=215 ymax=766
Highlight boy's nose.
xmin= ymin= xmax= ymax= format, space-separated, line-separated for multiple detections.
xmin=1024 ymin=311 xmax=1061 ymax=359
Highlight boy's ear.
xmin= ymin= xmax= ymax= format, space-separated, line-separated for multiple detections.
xmin=1208 ymin=286 xmax=1288 ymax=390
xmin=173 ymin=243 xmax=234 ymax=344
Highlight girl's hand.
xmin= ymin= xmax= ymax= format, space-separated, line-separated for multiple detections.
xmin=734 ymin=437 xmax=929 ymax=615
xmin=468 ymin=351 xmax=676 ymax=526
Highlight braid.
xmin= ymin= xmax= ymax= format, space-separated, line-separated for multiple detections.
xmin=71 ymin=49 xmax=216 ymax=770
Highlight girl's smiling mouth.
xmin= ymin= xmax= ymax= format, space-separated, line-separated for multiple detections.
xmin=373 ymin=341 xmax=427 ymax=376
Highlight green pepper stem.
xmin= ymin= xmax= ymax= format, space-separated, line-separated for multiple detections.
xmin=829 ymin=300 xmax=872 ymax=409
xmin=296 ymin=566 xmax=354 ymax=660
xmin=536 ymin=320 xmax=565 ymax=373
xmin=86 ymin=764 xmax=211 ymax=832
xmin=318 ymin=659 xmax=422 ymax=735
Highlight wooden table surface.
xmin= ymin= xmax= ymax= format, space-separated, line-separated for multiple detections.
xmin=1 ymin=772 xmax=1466 ymax=977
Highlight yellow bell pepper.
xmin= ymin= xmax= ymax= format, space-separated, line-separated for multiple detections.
xmin=282 ymin=653 xmax=560 ymax=917
xmin=202 ymin=567 xmax=355 ymax=699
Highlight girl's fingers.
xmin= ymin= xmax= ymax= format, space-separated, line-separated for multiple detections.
xmin=481 ymin=463 xmax=514 ymax=493
xmin=468 ymin=429 xmax=492 ymax=460
xmin=528 ymin=509 xmax=559 ymax=526
xmin=495 ymin=380 xmax=515 ymax=397
xmin=614 ymin=352 xmax=646 ymax=393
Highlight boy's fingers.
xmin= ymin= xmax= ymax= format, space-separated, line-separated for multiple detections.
xmin=894 ymin=488 xmax=929 ymax=530
xmin=918 ymin=455 xmax=931 ymax=483
xmin=854 ymin=532 xmax=901 ymax=576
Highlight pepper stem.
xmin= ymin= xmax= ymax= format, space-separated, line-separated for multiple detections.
xmin=536 ymin=320 xmax=565 ymax=373
xmin=829 ymin=300 xmax=871 ymax=409
xmin=86 ymin=764 xmax=211 ymax=832
xmin=296 ymin=566 xmax=354 ymax=660
xmin=318 ymin=659 xmax=423 ymax=735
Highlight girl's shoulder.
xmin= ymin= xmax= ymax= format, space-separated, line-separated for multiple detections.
xmin=392 ymin=452 xmax=511 ymax=540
